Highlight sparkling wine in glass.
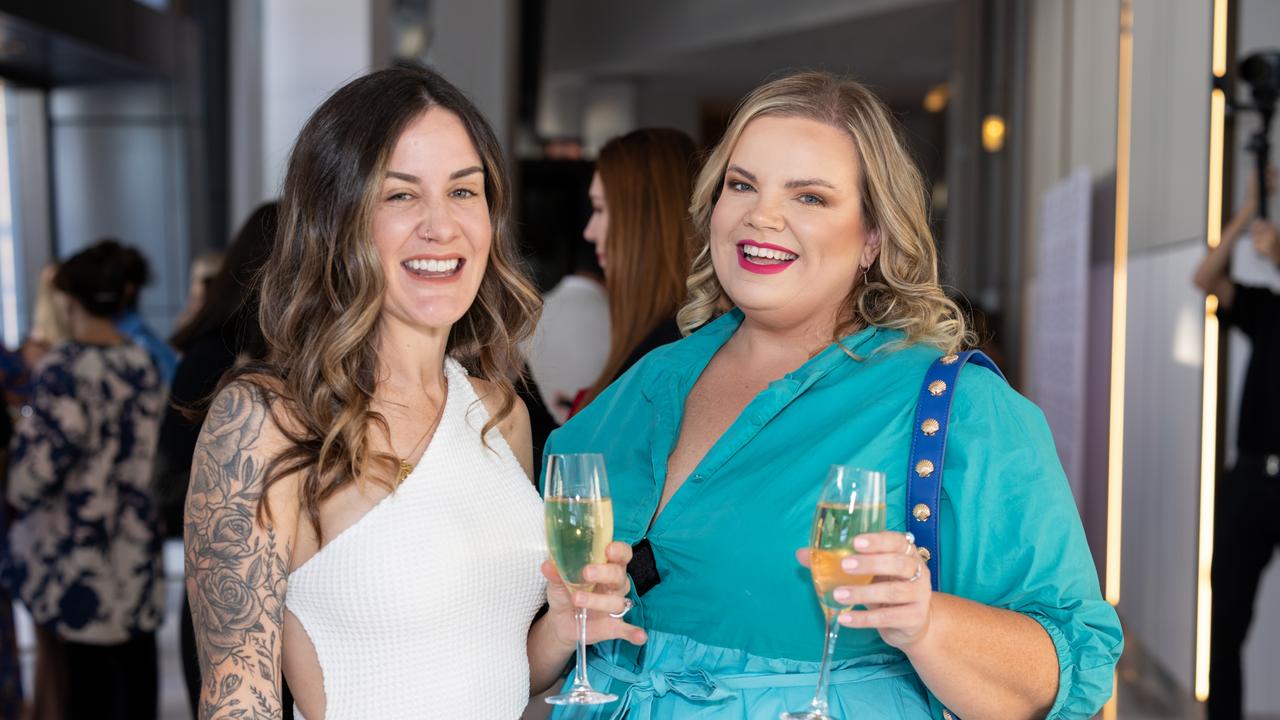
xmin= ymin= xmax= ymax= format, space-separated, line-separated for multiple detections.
xmin=544 ymin=453 xmax=618 ymax=705
xmin=781 ymin=465 xmax=887 ymax=720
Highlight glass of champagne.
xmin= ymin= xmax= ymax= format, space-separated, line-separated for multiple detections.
xmin=544 ymin=453 xmax=618 ymax=705
xmin=781 ymin=465 xmax=887 ymax=720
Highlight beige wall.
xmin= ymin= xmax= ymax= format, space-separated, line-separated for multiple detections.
xmin=1022 ymin=0 xmax=1217 ymax=698
xmin=1022 ymin=0 xmax=1118 ymax=274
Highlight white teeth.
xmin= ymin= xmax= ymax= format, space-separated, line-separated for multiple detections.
xmin=741 ymin=244 xmax=798 ymax=261
xmin=406 ymin=258 xmax=460 ymax=273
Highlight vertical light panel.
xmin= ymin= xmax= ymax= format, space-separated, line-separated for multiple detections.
xmin=1106 ymin=0 xmax=1134 ymax=607
xmin=0 ymin=84 xmax=19 ymax=348
xmin=1196 ymin=294 xmax=1221 ymax=701
xmin=1196 ymin=0 xmax=1230 ymax=702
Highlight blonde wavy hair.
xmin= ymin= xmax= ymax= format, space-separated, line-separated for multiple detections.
xmin=678 ymin=71 xmax=970 ymax=353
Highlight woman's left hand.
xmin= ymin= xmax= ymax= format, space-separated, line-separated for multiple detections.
xmin=541 ymin=541 xmax=647 ymax=649
xmin=796 ymin=531 xmax=932 ymax=650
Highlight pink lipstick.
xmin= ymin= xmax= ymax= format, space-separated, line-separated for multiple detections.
xmin=736 ymin=240 xmax=798 ymax=275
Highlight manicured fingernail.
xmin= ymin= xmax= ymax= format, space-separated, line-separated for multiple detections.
xmin=582 ymin=567 xmax=594 ymax=581
xmin=839 ymin=613 xmax=855 ymax=625
xmin=834 ymin=588 xmax=851 ymax=603
xmin=854 ymin=536 xmax=870 ymax=549
xmin=842 ymin=557 xmax=859 ymax=571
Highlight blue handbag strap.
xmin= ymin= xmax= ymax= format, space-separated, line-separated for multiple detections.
xmin=905 ymin=350 xmax=1005 ymax=592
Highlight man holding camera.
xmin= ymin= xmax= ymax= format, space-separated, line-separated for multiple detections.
xmin=1193 ymin=169 xmax=1280 ymax=720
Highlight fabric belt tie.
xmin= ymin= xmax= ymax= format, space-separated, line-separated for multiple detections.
xmin=587 ymin=653 xmax=917 ymax=719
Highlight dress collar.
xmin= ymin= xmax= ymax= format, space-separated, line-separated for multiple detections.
xmin=641 ymin=308 xmax=895 ymax=401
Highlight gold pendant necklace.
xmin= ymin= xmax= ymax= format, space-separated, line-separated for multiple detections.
xmin=391 ymin=380 xmax=448 ymax=485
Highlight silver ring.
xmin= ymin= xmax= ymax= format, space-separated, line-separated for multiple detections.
xmin=908 ymin=561 xmax=923 ymax=583
xmin=609 ymin=598 xmax=634 ymax=619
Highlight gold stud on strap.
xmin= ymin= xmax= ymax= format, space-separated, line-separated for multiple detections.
xmin=912 ymin=503 xmax=932 ymax=522
xmin=917 ymin=546 xmax=932 ymax=561
xmin=929 ymin=379 xmax=948 ymax=396
xmin=940 ymin=354 xmax=959 ymax=365
xmin=921 ymin=418 xmax=940 ymax=436
xmin=915 ymin=459 xmax=935 ymax=477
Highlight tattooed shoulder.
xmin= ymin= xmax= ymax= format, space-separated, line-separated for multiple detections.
xmin=185 ymin=380 xmax=299 ymax=720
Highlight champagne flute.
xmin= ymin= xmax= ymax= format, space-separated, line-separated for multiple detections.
xmin=544 ymin=453 xmax=618 ymax=705
xmin=781 ymin=465 xmax=887 ymax=720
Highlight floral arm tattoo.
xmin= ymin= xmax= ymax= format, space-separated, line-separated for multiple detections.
xmin=184 ymin=384 xmax=290 ymax=720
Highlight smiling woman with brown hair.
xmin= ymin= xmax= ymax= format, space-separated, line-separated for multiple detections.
xmin=183 ymin=65 xmax=644 ymax=719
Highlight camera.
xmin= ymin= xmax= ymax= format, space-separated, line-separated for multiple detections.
xmin=1238 ymin=51 xmax=1280 ymax=218
xmin=1242 ymin=51 xmax=1280 ymax=112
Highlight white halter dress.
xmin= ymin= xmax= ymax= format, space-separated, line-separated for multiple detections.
xmin=285 ymin=357 xmax=547 ymax=718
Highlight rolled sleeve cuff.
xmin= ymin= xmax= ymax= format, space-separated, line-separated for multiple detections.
xmin=1025 ymin=610 xmax=1120 ymax=720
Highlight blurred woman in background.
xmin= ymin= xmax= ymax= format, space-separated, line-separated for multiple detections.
xmin=18 ymin=265 xmax=68 ymax=374
xmin=574 ymin=128 xmax=698 ymax=411
xmin=172 ymin=250 xmax=226 ymax=331
xmin=2 ymin=240 xmax=166 ymax=720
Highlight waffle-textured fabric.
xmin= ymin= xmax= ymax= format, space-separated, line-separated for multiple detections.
xmin=285 ymin=357 xmax=547 ymax=718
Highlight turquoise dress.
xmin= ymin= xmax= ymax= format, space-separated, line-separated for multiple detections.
xmin=545 ymin=310 xmax=1122 ymax=720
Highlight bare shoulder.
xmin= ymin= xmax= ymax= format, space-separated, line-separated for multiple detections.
xmin=466 ymin=376 xmax=530 ymax=435
xmin=467 ymin=375 xmax=534 ymax=478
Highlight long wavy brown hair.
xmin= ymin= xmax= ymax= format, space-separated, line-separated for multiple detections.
xmin=679 ymin=71 xmax=970 ymax=353
xmin=233 ymin=65 xmax=540 ymax=537
xmin=582 ymin=128 xmax=697 ymax=404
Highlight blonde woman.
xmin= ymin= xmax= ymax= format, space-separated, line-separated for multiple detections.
xmin=185 ymin=66 xmax=643 ymax=719
xmin=545 ymin=72 xmax=1121 ymax=719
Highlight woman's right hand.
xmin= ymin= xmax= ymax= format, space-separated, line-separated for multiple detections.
xmin=540 ymin=541 xmax=647 ymax=650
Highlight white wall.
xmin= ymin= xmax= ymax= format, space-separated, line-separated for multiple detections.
xmin=425 ymin=0 xmax=518 ymax=152
xmin=1023 ymin=0 xmax=1236 ymax=702
xmin=1 ymin=87 xmax=51 ymax=344
xmin=1022 ymin=0 xmax=1119 ymax=565
xmin=261 ymin=0 xmax=372 ymax=202
xmin=1022 ymin=0 xmax=1119 ymax=300
xmin=49 ymin=83 xmax=192 ymax=336
xmin=231 ymin=0 xmax=374 ymax=223
xmin=1118 ymin=0 xmax=1212 ymax=696
xmin=230 ymin=0 xmax=519 ymax=224
xmin=228 ymin=0 xmax=265 ymax=230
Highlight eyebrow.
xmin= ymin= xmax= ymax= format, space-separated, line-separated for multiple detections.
xmin=449 ymin=166 xmax=484 ymax=180
xmin=385 ymin=166 xmax=484 ymax=183
xmin=726 ymin=164 xmax=836 ymax=191
xmin=784 ymin=177 xmax=836 ymax=190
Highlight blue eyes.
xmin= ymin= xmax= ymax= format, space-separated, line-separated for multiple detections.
xmin=450 ymin=188 xmax=478 ymax=199
xmin=725 ymin=179 xmax=827 ymax=206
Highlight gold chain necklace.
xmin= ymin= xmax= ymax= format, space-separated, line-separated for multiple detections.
xmin=391 ymin=382 xmax=448 ymax=485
